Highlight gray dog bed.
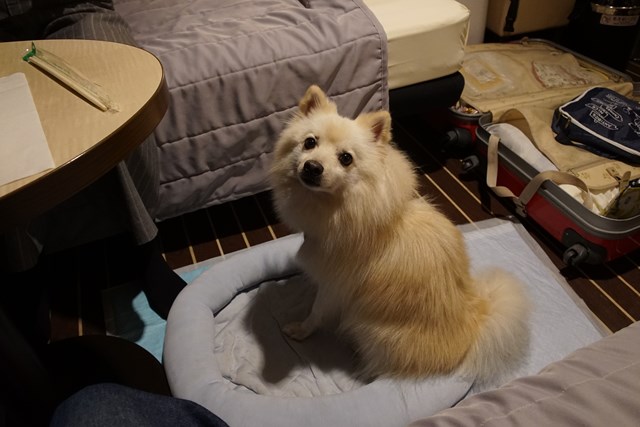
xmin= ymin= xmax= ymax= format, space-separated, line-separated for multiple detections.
xmin=163 ymin=219 xmax=605 ymax=427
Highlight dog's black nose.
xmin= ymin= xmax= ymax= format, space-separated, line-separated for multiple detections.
xmin=303 ymin=160 xmax=323 ymax=177
xmin=300 ymin=160 xmax=323 ymax=187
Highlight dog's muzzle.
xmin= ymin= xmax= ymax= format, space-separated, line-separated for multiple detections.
xmin=299 ymin=160 xmax=323 ymax=187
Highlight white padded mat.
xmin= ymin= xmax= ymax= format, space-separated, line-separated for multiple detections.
xmin=363 ymin=0 xmax=470 ymax=89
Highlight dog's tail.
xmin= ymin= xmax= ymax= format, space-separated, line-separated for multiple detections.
xmin=459 ymin=268 xmax=531 ymax=387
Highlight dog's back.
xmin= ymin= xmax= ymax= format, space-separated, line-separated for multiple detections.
xmin=321 ymin=196 xmax=529 ymax=381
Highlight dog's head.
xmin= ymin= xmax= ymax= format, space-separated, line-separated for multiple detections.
xmin=271 ymin=85 xmax=392 ymax=196
xmin=270 ymin=85 xmax=418 ymax=235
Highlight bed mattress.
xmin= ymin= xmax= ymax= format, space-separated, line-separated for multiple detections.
xmin=114 ymin=0 xmax=388 ymax=221
xmin=363 ymin=0 xmax=470 ymax=90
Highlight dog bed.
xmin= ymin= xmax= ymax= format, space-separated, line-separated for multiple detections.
xmin=163 ymin=219 xmax=605 ymax=427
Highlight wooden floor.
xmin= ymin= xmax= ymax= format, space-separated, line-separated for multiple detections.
xmin=26 ymin=113 xmax=640 ymax=342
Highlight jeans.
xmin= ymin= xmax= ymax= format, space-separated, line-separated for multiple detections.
xmin=50 ymin=383 xmax=229 ymax=427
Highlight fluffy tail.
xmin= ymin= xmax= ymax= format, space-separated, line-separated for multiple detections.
xmin=459 ymin=268 xmax=531 ymax=387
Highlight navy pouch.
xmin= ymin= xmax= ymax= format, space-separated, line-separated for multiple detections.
xmin=552 ymin=87 xmax=640 ymax=164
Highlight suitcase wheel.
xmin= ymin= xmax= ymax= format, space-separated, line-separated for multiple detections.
xmin=561 ymin=230 xmax=607 ymax=265
xmin=563 ymin=243 xmax=590 ymax=266
xmin=441 ymin=128 xmax=474 ymax=158
xmin=460 ymin=155 xmax=480 ymax=173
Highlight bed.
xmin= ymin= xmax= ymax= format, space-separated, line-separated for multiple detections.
xmin=114 ymin=0 xmax=470 ymax=221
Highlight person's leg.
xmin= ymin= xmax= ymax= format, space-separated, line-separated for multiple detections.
xmin=50 ymin=383 xmax=229 ymax=427
xmin=42 ymin=0 xmax=138 ymax=45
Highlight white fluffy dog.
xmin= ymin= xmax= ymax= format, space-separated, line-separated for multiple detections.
xmin=270 ymin=85 xmax=530 ymax=383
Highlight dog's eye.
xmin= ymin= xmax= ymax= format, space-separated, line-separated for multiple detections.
xmin=303 ymin=137 xmax=317 ymax=150
xmin=338 ymin=152 xmax=353 ymax=167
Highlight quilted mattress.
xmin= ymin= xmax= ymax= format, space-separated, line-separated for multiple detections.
xmin=114 ymin=0 xmax=388 ymax=220
xmin=363 ymin=0 xmax=470 ymax=89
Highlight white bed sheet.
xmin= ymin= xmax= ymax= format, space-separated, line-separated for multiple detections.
xmin=364 ymin=0 xmax=470 ymax=89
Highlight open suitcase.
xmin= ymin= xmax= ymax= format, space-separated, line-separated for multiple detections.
xmin=454 ymin=39 xmax=640 ymax=266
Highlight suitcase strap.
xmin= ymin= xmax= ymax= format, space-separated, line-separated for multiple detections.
xmin=487 ymin=134 xmax=594 ymax=215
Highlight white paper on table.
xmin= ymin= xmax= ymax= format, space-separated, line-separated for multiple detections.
xmin=0 ymin=72 xmax=55 ymax=187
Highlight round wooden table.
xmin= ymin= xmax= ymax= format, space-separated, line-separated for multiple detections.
xmin=0 ymin=39 xmax=168 ymax=232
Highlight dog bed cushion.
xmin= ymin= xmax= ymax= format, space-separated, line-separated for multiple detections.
xmin=163 ymin=219 xmax=605 ymax=427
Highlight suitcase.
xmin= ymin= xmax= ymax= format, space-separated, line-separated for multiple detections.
xmin=485 ymin=0 xmax=575 ymax=36
xmin=455 ymin=39 xmax=640 ymax=266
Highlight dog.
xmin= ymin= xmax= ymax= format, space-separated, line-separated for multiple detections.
xmin=270 ymin=85 xmax=530 ymax=384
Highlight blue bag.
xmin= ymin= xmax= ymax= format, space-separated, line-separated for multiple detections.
xmin=552 ymin=87 xmax=640 ymax=164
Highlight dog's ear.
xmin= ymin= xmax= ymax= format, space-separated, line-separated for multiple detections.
xmin=299 ymin=85 xmax=336 ymax=116
xmin=357 ymin=110 xmax=392 ymax=144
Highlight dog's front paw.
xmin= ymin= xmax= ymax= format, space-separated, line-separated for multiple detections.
xmin=282 ymin=321 xmax=314 ymax=340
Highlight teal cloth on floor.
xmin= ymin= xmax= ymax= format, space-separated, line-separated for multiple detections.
xmin=102 ymin=264 xmax=213 ymax=361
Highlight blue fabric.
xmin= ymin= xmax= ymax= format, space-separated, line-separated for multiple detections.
xmin=50 ymin=383 xmax=229 ymax=427
xmin=553 ymin=87 xmax=640 ymax=164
